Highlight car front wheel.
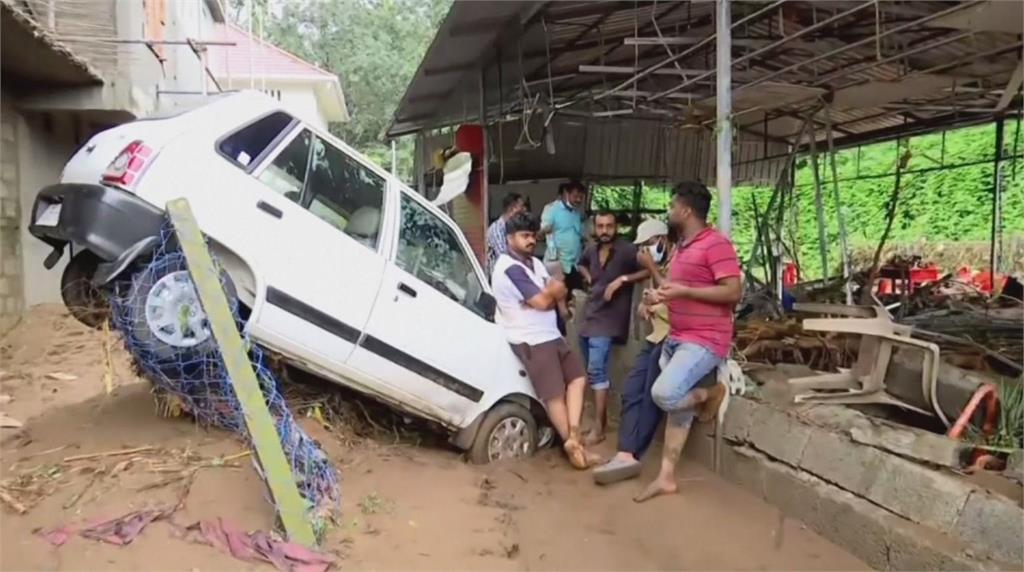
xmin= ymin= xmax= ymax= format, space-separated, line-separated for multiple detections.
xmin=468 ymin=402 xmax=538 ymax=464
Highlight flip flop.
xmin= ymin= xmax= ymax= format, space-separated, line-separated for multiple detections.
xmin=592 ymin=457 xmax=642 ymax=485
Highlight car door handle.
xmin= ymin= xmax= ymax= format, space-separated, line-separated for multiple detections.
xmin=256 ymin=200 xmax=283 ymax=219
xmin=398 ymin=283 xmax=417 ymax=298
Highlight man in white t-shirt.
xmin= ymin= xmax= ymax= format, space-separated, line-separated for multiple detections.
xmin=492 ymin=212 xmax=597 ymax=470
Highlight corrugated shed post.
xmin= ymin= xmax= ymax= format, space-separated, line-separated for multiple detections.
xmin=807 ymin=112 xmax=829 ymax=280
xmin=716 ymin=0 xmax=733 ymax=236
xmin=415 ymin=132 xmax=426 ymax=196
xmin=990 ymin=117 xmax=1005 ymax=283
xmin=824 ymin=102 xmax=852 ymax=304
xmin=480 ymin=66 xmax=489 ymax=232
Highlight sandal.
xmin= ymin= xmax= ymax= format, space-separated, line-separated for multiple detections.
xmin=563 ymin=439 xmax=590 ymax=470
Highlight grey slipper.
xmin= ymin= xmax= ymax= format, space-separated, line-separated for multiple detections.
xmin=593 ymin=457 xmax=642 ymax=485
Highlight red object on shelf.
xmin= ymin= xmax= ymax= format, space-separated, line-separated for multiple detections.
xmin=909 ymin=265 xmax=940 ymax=289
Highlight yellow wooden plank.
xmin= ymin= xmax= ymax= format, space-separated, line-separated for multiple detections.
xmin=166 ymin=199 xmax=316 ymax=547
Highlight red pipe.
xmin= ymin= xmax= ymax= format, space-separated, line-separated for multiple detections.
xmin=947 ymin=383 xmax=999 ymax=440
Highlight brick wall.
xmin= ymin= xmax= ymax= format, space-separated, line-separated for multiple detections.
xmin=0 ymin=100 xmax=25 ymax=334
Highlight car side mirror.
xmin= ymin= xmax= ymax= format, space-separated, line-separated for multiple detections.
xmin=476 ymin=292 xmax=496 ymax=322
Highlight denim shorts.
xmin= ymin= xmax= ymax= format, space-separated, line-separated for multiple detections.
xmin=578 ymin=335 xmax=613 ymax=390
xmin=650 ymin=339 xmax=722 ymax=426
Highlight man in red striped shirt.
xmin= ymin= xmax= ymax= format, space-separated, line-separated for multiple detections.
xmin=634 ymin=181 xmax=742 ymax=503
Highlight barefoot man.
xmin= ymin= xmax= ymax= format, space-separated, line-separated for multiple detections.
xmin=492 ymin=212 xmax=598 ymax=469
xmin=634 ymin=181 xmax=742 ymax=502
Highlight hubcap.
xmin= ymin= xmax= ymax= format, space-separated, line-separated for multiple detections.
xmin=144 ymin=270 xmax=211 ymax=348
xmin=487 ymin=417 xmax=531 ymax=462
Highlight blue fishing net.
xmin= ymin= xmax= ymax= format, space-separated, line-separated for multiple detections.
xmin=108 ymin=221 xmax=340 ymax=537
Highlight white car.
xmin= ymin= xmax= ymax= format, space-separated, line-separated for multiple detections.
xmin=28 ymin=91 xmax=543 ymax=463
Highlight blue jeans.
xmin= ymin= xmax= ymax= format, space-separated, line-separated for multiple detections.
xmin=578 ymin=335 xmax=613 ymax=391
xmin=651 ymin=340 xmax=722 ymax=427
xmin=618 ymin=340 xmax=663 ymax=458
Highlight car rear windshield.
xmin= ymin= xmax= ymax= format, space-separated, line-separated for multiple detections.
xmin=218 ymin=111 xmax=296 ymax=170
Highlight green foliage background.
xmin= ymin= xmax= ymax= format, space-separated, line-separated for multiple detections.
xmin=594 ymin=120 xmax=1024 ymax=279
xmin=229 ymin=0 xmax=452 ymax=180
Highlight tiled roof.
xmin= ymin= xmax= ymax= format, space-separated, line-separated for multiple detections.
xmin=208 ymin=23 xmax=335 ymax=80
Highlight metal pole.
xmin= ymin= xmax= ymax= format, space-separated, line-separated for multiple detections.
xmin=824 ymin=101 xmax=852 ymax=304
xmin=990 ymin=117 xmax=1005 ymax=285
xmin=391 ymin=140 xmax=398 ymax=177
xmin=416 ymin=132 xmax=426 ymax=196
xmin=198 ymin=2 xmax=207 ymax=96
xmin=716 ymin=0 xmax=732 ymax=237
xmin=247 ymin=0 xmax=254 ymax=89
xmin=480 ymin=66 xmax=489 ymax=237
xmin=806 ymin=111 xmax=829 ymax=280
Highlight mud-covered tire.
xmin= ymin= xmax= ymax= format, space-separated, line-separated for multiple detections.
xmin=468 ymin=402 xmax=538 ymax=464
xmin=61 ymin=251 xmax=110 ymax=329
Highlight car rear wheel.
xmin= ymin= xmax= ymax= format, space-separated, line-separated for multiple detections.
xmin=469 ymin=402 xmax=537 ymax=464
xmin=61 ymin=250 xmax=110 ymax=329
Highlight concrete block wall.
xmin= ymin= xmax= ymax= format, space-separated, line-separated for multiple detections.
xmin=0 ymin=99 xmax=25 ymax=334
xmin=686 ymin=394 xmax=1023 ymax=570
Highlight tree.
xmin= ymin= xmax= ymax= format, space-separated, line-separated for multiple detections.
xmin=229 ymin=0 xmax=450 ymax=181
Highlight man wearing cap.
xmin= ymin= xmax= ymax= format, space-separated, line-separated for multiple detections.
xmin=592 ymin=218 xmax=675 ymax=484
xmin=576 ymin=212 xmax=650 ymax=444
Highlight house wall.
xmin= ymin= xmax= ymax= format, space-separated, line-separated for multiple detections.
xmin=278 ymin=86 xmax=328 ymax=131
xmin=158 ymin=0 xmax=220 ymax=113
xmin=17 ymin=112 xmax=81 ymax=308
xmin=1 ymin=97 xmax=25 ymax=333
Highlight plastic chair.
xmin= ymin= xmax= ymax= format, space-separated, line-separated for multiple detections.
xmin=787 ymin=303 xmax=942 ymax=420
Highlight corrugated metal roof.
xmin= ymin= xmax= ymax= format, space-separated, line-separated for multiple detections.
xmin=390 ymin=0 xmax=1022 ymax=157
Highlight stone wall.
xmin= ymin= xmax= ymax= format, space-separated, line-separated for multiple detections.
xmin=685 ymin=393 xmax=1024 ymax=570
xmin=0 ymin=99 xmax=25 ymax=334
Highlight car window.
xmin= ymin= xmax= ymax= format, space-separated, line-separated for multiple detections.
xmin=304 ymin=136 xmax=386 ymax=250
xmin=218 ymin=111 xmax=295 ymax=169
xmin=397 ymin=194 xmax=486 ymax=318
xmin=257 ymin=130 xmax=311 ymax=202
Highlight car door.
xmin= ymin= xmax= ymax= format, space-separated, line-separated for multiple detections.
xmin=347 ymin=191 xmax=505 ymax=425
xmin=245 ymin=126 xmax=390 ymax=369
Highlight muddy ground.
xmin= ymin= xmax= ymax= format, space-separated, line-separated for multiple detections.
xmin=1 ymin=306 xmax=865 ymax=570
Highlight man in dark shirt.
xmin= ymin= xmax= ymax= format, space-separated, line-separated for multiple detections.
xmin=577 ymin=212 xmax=649 ymax=443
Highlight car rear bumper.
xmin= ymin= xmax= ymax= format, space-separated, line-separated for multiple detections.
xmin=28 ymin=183 xmax=164 ymax=267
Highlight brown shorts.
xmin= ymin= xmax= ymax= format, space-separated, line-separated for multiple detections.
xmin=510 ymin=338 xmax=586 ymax=401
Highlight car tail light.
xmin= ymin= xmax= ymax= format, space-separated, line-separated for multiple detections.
xmin=102 ymin=140 xmax=154 ymax=190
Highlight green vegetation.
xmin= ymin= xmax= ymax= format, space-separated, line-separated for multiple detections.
xmin=594 ymin=120 xmax=1024 ymax=279
xmin=229 ymin=0 xmax=452 ymax=179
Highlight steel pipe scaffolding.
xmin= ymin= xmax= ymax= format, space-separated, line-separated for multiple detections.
xmin=716 ymin=0 xmax=733 ymax=236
